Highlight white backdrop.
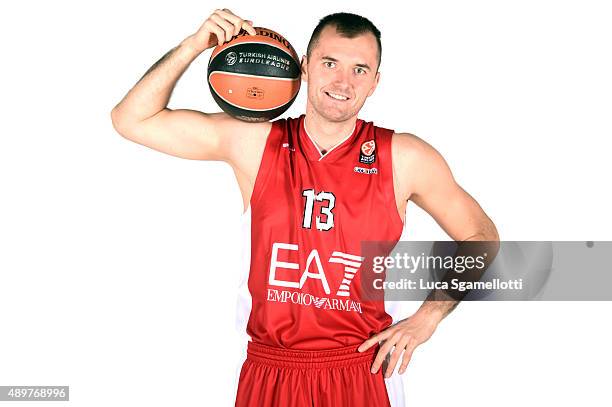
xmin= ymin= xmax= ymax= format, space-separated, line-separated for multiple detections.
xmin=1 ymin=0 xmax=611 ymax=406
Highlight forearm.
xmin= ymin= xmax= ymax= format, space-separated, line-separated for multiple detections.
xmin=111 ymin=35 xmax=204 ymax=125
xmin=416 ymin=290 xmax=458 ymax=323
xmin=415 ymin=229 xmax=500 ymax=323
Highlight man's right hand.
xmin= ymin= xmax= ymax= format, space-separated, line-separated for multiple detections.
xmin=189 ymin=8 xmax=257 ymax=53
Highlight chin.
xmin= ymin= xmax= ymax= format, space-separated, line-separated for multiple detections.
xmin=318 ymin=111 xmax=344 ymax=122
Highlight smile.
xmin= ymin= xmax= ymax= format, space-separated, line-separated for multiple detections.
xmin=325 ymin=91 xmax=350 ymax=101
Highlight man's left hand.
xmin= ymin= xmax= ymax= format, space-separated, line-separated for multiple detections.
xmin=357 ymin=311 xmax=441 ymax=378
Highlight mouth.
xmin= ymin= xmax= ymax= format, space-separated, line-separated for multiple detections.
xmin=324 ymin=91 xmax=350 ymax=102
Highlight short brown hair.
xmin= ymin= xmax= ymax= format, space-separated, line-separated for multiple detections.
xmin=307 ymin=12 xmax=382 ymax=70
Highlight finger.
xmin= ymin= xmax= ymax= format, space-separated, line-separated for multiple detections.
xmin=210 ymin=25 xmax=226 ymax=46
xmin=398 ymin=341 xmax=417 ymax=374
xmin=213 ymin=9 xmax=255 ymax=36
xmin=203 ymin=20 xmax=226 ymax=46
xmin=384 ymin=337 xmax=410 ymax=378
xmin=209 ymin=14 xmax=235 ymax=42
xmin=358 ymin=336 xmax=378 ymax=353
xmin=358 ymin=329 xmax=392 ymax=352
xmin=242 ymin=20 xmax=257 ymax=35
xmin=214 ymin=9 xmax=245 ymax=36
xmin=370 ymin=333 xmax=400 ymax=374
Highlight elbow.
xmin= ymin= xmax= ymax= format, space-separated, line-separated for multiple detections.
xmin=110 ymin=107 xmax=123 ymax=133
xmin=488 ymin=224 xmax=500 ymax=243
xmin=468 ymin=221 xmax=500 ymax=258
xmin=485 ymin=223 xmax=501 ymax=259
xmin=110 ymin=107 xmax=133 ymax=139
xmin=479 ymin=214 xmax=500 ymax=243
xmin=467 ymin=221 xmax=499 ymax=243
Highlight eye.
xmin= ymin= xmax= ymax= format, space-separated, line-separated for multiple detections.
xmin=355 ymin=67 xmax=367 ymax=75
xmin=324 ymin=61 xmax=336 ymax=68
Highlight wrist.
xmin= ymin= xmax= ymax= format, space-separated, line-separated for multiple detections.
xmin=415 ymin=301 xmax=449 ymax=325
xmin=180 ymin=35 xmax=207 ymax=59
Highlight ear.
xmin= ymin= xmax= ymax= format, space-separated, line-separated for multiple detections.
xmin=367 ymin=71 xmax=380 ymax=97
xmin=301 ymin=55 xmax=308 ymax=82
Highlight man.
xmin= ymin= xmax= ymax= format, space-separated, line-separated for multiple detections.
xmin=111 ymin=9 xmax=498 ymax=407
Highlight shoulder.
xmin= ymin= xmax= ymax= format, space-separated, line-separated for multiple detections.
xmin=391 ymin=132 xmax=448 ymax=168
xmin=225 ymin=115 xmax=302 ymax=170
xmin=204 ymin=112 xmax=273 ymax=151
xmin=390 ymin=132 xmax=454 ymax=199
xmin=220 ymin=115 xmax=273 ymax=170
xmin=391 ymin=132 xmax=429 ymax=167
xmin=255 ymin=115 xmax=303 ymax=138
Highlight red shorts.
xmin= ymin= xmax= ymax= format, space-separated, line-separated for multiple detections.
xmin=235 ymin=342 xmax=391 ymax=407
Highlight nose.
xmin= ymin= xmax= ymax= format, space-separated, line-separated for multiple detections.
xmin=332 ymin=67 xmax=352 ymax=86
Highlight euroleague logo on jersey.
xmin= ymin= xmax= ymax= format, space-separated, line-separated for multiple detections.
xmin=359 ymin=140 xmax=376 ymax=164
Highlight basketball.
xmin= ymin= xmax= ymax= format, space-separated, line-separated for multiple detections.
xmin=207 ymin=27 xmax=301 ymax=122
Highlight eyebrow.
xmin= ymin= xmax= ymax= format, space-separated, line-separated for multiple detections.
xmin=321 ymin=56 xmax=371 ymax=70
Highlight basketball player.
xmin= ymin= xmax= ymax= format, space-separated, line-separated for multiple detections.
xmin=111 ymin=9 xmax=499 ymax=407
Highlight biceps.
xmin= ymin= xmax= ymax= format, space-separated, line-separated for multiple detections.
xmin=413 ymin=183 xmax=489 ymax=241
xmin=409 ymin=153 xmax=490 ymax=241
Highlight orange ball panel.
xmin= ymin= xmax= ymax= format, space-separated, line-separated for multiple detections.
xmin=209 ymin=72 xmax=300 ymax=111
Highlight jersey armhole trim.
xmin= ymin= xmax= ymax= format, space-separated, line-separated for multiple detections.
xmin=249 ymin=119 xmax=281 ymax=211
xmin=384 ymin=130 xmax=405 ymax=236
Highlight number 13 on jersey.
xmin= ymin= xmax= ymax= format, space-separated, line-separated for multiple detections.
xmin=302 ymin=189 xmax=336 ymax=231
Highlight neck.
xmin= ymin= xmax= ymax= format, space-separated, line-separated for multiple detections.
xmin=304 ymin=106 xmax=357 ymax=151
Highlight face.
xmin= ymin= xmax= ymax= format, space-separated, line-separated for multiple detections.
xmin=302 ymin=25 xmax=380 ymax=123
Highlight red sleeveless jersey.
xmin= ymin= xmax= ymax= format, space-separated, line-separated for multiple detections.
xmin=241 ymin=114 xmax=404 ymax=350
